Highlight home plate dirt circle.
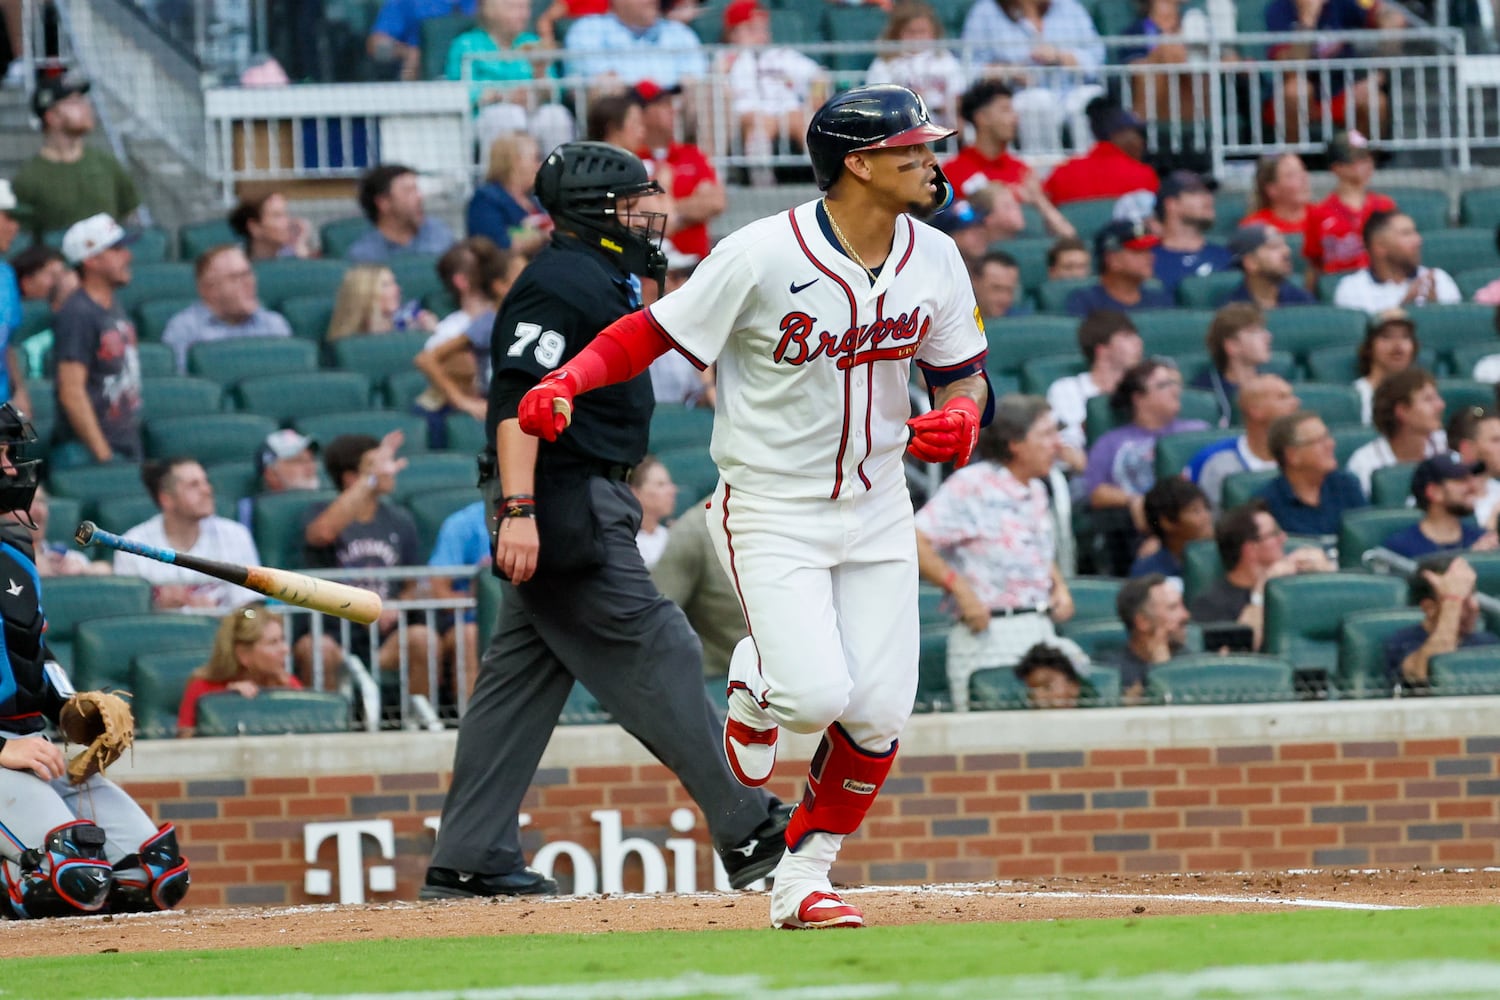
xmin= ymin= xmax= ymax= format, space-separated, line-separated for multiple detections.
xmin=3 ymin=868 xmax=1496 ymax=958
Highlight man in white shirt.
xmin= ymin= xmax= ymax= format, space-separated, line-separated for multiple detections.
xmin=1333 ymin=210 xmax=1461 ymax=314
xmin=1346 ymin=367 xmax=1449 ymax=496
xmin=1045 ymin=309 xmax=1143 ymax=470
xmin=717 ymin=0 xmax=828 ymax=174
xmin=114 ymin=458 xmax=262 ymax=612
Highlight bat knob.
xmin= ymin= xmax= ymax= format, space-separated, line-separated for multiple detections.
xmin=74 ymin=521 xmax=97 ymax=546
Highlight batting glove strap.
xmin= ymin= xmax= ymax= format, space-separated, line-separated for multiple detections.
xmin=905 ymin=395 xmax=982 ymax=468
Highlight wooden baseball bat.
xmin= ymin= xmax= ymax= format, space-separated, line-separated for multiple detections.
xmin=74 ymin=521 xmax=382 ymax=625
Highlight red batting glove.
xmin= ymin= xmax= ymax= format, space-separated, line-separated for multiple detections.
xmin=516 ymin=370 xmax=580 ymax=442
xmin=905 ymin=396 xmax=982 ymax=468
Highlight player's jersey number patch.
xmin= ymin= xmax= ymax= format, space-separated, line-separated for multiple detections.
xmin=508 ymin=322 xmax=567 ymax=369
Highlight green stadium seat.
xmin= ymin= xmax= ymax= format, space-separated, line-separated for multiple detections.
xmin=1084 ymin=387 xmax=1221 ymax=445
xmin=1177 ymin=271 xmax=1244 ymax=309
xmin=195 ymin=690 xmax=352 ymax=736
xmin=821 ymin=6 xmax=887 ymax=70
xmin=94 ymin=494 xmax=159 ymax=534
xmin=419 ymin=13 xmax=474 ymax=79
xmin=1262 ymin=572 xmax=1408 ymax=683
xmin=1304 ymin=343 xmax=1437 ymax=384
xmin=295 ymin=411 xmax=430 ymax=452
xmin=24 ymin=380 xmax=54 ymax=448
xmin=178 ymin=218 xmax=239 ymax=261
xmin=1467 ymin=551 xmax=1500 ymax=601
xmin=969 ymin=665 xmax=1029 ymax=711
xmin=422 ymin=288 xmax=458 ymax=316
xmin=187 ymin=336 xmax=320 ymax=387
xmin=39 ymin=576 xmax=153 ymax=649
xmin=145 ymin=413 xmax=279 ymax=462
xmin=234 ymin=371 xmax=372 ymax=424
xmin=383 ymin=369 xmax=429 ymax=409
xmin=1369 ymin=462 xmax=1416 ymax=508
xmin=206 ymin=460 xmax=260 ymax=516
xmin=71 ymin=614 xmax=218 ymax=692
xmin=134 ymin=297 xmax=196 ymax=343
xmin=1155 ymin=427 xmax=1232 ymax=479
xmin=918 ymin=584 xmax=946 ymax=626
xmin=1182 ymin=537 xmax=1222 ymax=604
xmin=1450 ymin=342 xmax=1500 ymax=380
xmin=320 ymin=218 xmax=372 ymax=260
xmin=253 ymin=489 xmax=336 ymax=570
xmin=138 ymin=343 xmax=177 ymax=377
xmin=1020 ymin=353 xmax=1083 ymax=395
xmin=657 ymin=446 xmax=720 ymax=517
xmin=278 ymin=294 xmax=336 ymax=341
xmin=1384 ymin=186 xmax=1452 ymax=232
xmin=42 ymin=494 xmax=81 ymax=551
xmin=1057 ymin=199 xmax=1117 ymax=241
xmin=1059 ymin=619 xmax=1127 ymax=662
xmin=1410 ymin=304 xmax=1495 ymax=369
xmin=1133 ymin=308 xmax=1215 ymax=360
xmin=1265 ymin=306 xmax=1366 ymax=367
xmin=1436 ymin=377 xmax=1495 ymax=414
xmin=387 ymin=254 xmax=444 ymax=305
xmin=1430 ymin=647 xmax=1500 ymax=696
xmin=1455 ymin=267 xmax=1500 ymax=300
xmin=116 ymin=263 xmax=196 ymax=313
xmin=1064 ymin=575 xmax=1123 ymax=624
xmin=49 ymin=463 xmax=148 ymax=523
xmin=133 ymin=225 xmax=173 ymax=264
xmin=407 ymin=486 xmax=481 ymax=556
xmin=142 ymin=376 xmax=223 ymax=421
xmin=444 ymin=411 xmax=488 ymax=455
xmin=1337 ymin=608 xmax=1424 ymax=698
xmin=1419 ymin=228 xmax=1500 ymax=278
xmin=1460 ymin=185 xmax=1500 ymax=226
xmin=914 ymin=623 xmax=949 ymax=713
xmin=1146 ymin=654 xmax=1297 ymax=704
xmin=1337 ymin=507 xmax=1421 ymax=569
xmin=1213 ymin=191 xmax=1249 ymax=234
xmin=1289 ymin=382 xmax=1360 ymax=427
xmin=1330 ymin=424 xmax=1377 ymax=467
xmin=1002 ymin=237 xmax=1054 ymax=293
xmin=1035 ymin=278 xmax=1092 ymax=314
xmin=328 ymin=331 xmax=430 ymax=382
xmin=17 ymin=299 xmax=51 ymax=344
xmin=390 ymin=452 xmax=476 ymax=501
xmin=649 ymin=406 xmax=715 ymax=453
xmin=132 ymin=648 xmax=209 ymax=739
xmin=252 ymin=258 xmax=349 ymax=308
xmin=986 ymin=316 xmax=1077 ymax=377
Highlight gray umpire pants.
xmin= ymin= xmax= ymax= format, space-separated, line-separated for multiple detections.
xmin=431 ymin=478 xmax=774 ymax=876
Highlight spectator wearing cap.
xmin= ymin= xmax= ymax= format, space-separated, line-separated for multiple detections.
xmin=973 ymin=249 xmax=1031 ymax=320
xmin=960 ymin=0 xmax=1105 ymax=155
xmin=716 ymin=0 xmax=826 ymax=184
xmin=12 ymin=68 xmax=139 ymax=242
xmin=1333 ymin=210 xmax=1461 ymax=315
xmin=161 ymin=245 xmax=292 ymax=373
xmin=1240 ymin=152 xmax=1312 ymax=236
xmin=347 ymin=164 xmax=458 ymax=264
xmin=1042 ymin=99 xmax=1159 ymax=207
xmin=1259 ymin=410 xmax=1367 ymax=538
xmin=1047 ymin=236 xmax=1091 ymax=281
xmin=943 ymin=80 xmax=1074 ymax=238
xmin=368 ymin=0 xmax=478 ymax=81
xmin=1265 ymin=0 xmax=1403 ymax=143
xmin=1380 ymin=455 xmax=1499 ymax=560
xmin=635 ymin=79 xmax=724 ymax=262
xmin=1354 ymin=309 xmax=1419 ymax=425
xmin=1112 ymin=189 xmax=1160 ymax=231
xmin=0 ymin=178 xmax=27 ymax=417
xmin=1222 ymin=224 xmax=1314 ymax=310
xmin=239 ymin=429 xmax=323 ymax=529
xmin=866 ymin=2 xmax=968 ymax=130
xmin=1188 ymin=374 xmax=1300 ymax=515
xmin=1385 ymin=554 xmax=1498 ymax=695
xmin=1109 ymin=572 xmax=1190 ymax=704
xmin=1302 ymin=130 xmax=1396 ymax=292
xmin=1046 ymin=309 xmax=1143 ymax=466
xmin=1065 ymin=219 xmax=1173 ymax=317
xmin=930 ymin=201 xmax=994 ymax=270
xmin=1190 ymin=302 xmax=1274 ymax=425
xmin=564 ymin=0 xmax=708 ymax=89
xmin=52 ymin=213 xmax=142 ymax=468
xmin=1448 ymin=405 xmax=1500 ymax=532
xmin=1151 ymin=171 xmax=1233 ymax=297
xmin=1347 ymin=367 xmax=1449 ymax=496
xmin=1130 ymin=477 xmax=1213 ymax=586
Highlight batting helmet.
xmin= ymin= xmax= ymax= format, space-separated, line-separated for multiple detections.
xmin=806 ymin=85 xmax=956 ymax=192
xmin=534 ymin=141 xmax=669 ymax=287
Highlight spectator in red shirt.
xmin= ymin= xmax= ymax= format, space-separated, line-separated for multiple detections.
xmin=176 ymin=603 xmax=303 ymax=738
xmin=633 ymin=79 xmax=725 ymax=261
xmin=1240 ymin=152 xmax=1312 ymax=236
xmin=944 ymin=81 xmax=1074 ymax=237
xmin=1043 ymin=99 xmax=1160 ymax=207
xmin=1302 ymin=129 xmax=1395 ymax=292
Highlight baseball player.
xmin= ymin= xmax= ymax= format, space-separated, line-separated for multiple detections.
xmin=518 ymin=86 xmax=990 ymax=929
xmin=0 ymin=403 xmax=189 ymax=918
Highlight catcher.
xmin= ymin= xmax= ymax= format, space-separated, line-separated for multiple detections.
xmin=0 ymin=403 xmax=189 ymax=918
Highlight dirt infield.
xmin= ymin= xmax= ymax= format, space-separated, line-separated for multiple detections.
xmin=3 ymin=868 xmax=1495 ymax=958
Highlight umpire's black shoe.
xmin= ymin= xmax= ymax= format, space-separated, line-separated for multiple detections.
xmin=719 ymin=803 xmax=792 ymax=890
xmin=419 ymin=866 xmax=558 ymax=900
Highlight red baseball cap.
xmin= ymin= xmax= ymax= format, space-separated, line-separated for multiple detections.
xmin=723 ymin=0 xmax=766 ymax=32
xmin=632 ymin=80 xmax=681 ymax=105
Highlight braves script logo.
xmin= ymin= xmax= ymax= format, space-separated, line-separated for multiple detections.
xmin=774 ymin=308 xmax=931 ymax=370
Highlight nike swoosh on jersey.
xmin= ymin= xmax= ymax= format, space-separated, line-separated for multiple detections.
xmin=789 ymin=279 xmax=819 ymax=294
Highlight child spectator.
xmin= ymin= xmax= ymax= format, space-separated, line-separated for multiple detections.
xmin=1045 ymin=309 xmax=1144 ymax=465
xmin=1240 ymin=152 xmax=1311 ymax=235
xmin=1346 ymin=367 xmax=1448 ymax=496
xmin=1354 ymin=309 xmax=1420 ymax=425
xmin=1302 ymin=130 xmax=1395 ymax=292
xmin=717 ymin=0 xmax=827 ymax=182
xmin=1130 ymin=477 xmax=1213 ymax=586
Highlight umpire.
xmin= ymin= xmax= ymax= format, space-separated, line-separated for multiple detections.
xmin=422 ymin=142 xmax=788 ymax=898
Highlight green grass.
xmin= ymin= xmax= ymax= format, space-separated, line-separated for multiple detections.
xmin=10 ymin=907 xmax=1500 ymax=999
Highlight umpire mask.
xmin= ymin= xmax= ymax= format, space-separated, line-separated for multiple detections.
xmin=535 ymin=141 xmax=671 ymax=293
xmin=0 ymin=402 xmax=41 ymax=515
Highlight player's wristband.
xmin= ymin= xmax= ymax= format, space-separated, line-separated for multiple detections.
xmin=502 ymin=496 xmax=537 ymax=520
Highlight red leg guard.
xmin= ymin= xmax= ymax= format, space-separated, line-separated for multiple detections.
xmin=785 ymin=723 xmax=896 ymax=852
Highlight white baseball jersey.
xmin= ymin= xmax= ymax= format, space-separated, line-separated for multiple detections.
xmin=646 ymin=199 xmax=988 ymax=501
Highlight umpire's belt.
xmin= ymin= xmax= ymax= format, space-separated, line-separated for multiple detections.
xmin=991 ymin=604 xmax=1049 ymax=618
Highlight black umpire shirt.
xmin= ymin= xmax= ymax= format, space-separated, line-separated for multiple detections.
xmin=485 ymin=234 xmax=654 ymax=468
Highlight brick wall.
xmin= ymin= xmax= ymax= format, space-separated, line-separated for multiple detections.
xmin=113 ymin=702 xmax=1500 ymax=908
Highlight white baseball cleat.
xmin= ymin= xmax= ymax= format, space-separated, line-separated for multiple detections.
xmin=773 ymin=889 xmax=864 ymax=930
xmin=724 ymin=716 xmax=778 ymax=787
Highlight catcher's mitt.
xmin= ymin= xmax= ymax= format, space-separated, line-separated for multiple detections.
xmin=58 ymin=691 xmax=135 ymax=785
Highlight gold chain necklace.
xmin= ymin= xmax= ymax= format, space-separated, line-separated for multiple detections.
xmin=822 ymin=198 xmax=878 ymax=286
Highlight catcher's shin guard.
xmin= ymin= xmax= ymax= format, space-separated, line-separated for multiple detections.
xmin=110 ymin=823 xmax=190 ymax=912
xmin=785 ymin=723 xmax=897 ymax=852
xmin=3 ymin=820 xmax=112 ymax=918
